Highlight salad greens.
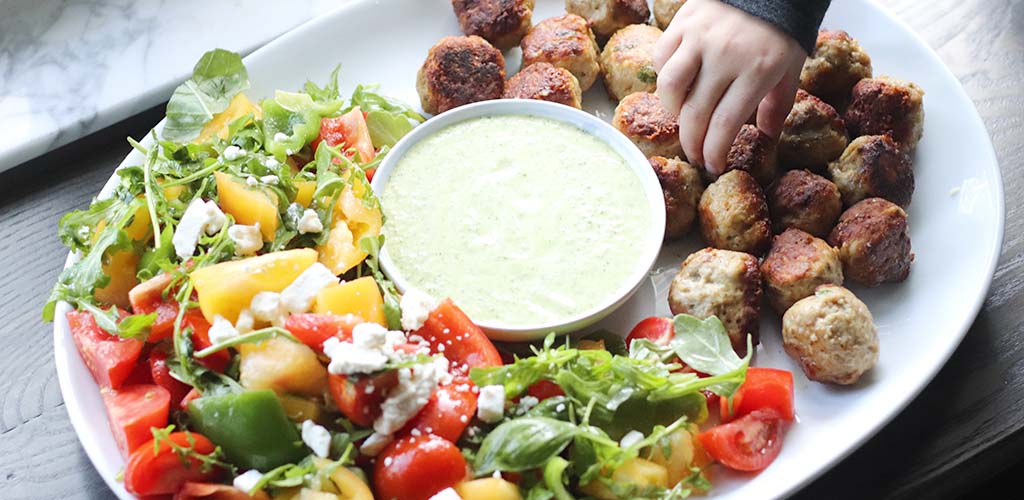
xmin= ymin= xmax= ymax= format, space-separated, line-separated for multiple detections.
xmin=163 ymin=49 xmax=251 ymax=142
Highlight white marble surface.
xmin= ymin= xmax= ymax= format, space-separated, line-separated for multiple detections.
xmin=0 ymin=0 xmax=345 ymax=172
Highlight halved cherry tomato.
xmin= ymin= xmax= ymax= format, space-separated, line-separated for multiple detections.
xmin=403 ymin=377 xmax=478 ymax=441
xmin=414 ymin=299 xmax=502 ymax=370
xmin=527 ymin=380 xmax=565 ymax=401
xmin=284 ymin=313 xmax=364 ymax=352
xmin=721 ymin=368 xmax=795 ymax=422
xmin=100 ymin=384 xmax=171 ymax=458
xmin=184 ymin=310 xmax=229 ymax=373
xmin=174 ymin=482 xmax=269 ymax=500
xmin=181 ymin=388 xmax=202 ymax=411
xmin=129 ymin=273 xmax=179 ymax=343
xmin=697 ymin=409 xmax=785 ymax=472
xmin=67 ymin=310 xmax=144 ymax=389
xmin=328 ymin=370 xmax=400 ymax=427
xmin=124 ymin=431 xmax=220 ymax=496
xmin=374 ymin=434 xmax=468 ymax=500
xmin=312 ymin=108 xmax=375 ymax=163
xmin=150 ymin=348 xmax=192 ymax=408
xmin=626 ymin=316 xmax=674 ymax=347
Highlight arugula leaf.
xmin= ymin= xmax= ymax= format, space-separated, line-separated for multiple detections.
xmin=359 ymin=235 xmax=402 ymax=330
xmin=669 ymin=315 xmax=744 ymax=376
xmin=474 ymin=417 xmax=579 ymax=476
xmin=542 ymin=457 xmax=574 ymax=500
xmin=304 ymin=65 xmax=342 ymax=104
xmin=163 ymin=49 xmax=250 ymax=142
xmin=77 ymin=302 xmax=156 ymax=340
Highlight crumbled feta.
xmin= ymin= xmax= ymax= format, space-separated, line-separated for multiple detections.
xmin=273 ymin=132 xmax=290 ymax=142
xmin=400 ymin=288 xmax=438 ymax=331
xmin=250 ymin=291 xmax=285 ymax=326
xmin=246 ymin=176 xmax=259 ymax=187
xmin=429 ymin=488 xmax=463 ymax=500
xmin=353 ymin=322 xmax=389 ymax=348
xmin=477 ymin=385 xmax=505 ymax=423
xmin=228 ymin=223 xmax=263 ymax=256
xmin=172 ymin=199 xmax=226 ymax=260
xmin=233 ymin=469 xmax=263 ymax=493
xmin=297 ymin=209 xmax=324 ymax=234
xmin=360 ymin=432 xmax=393 ymax=456
xmin=375 ymin=360 xmax=448 ymax=435
xmin=208 ymin=315 xmax=239 ymax=345
xmin=222 ymin=145 xmax=245 ymax=161
xmin=264 ymin=157 xmax=280 ymax=168
xmin=323 ymin=336 xmax=389 ymax=375
xmin=203 ymin=201 xmax=227 ymax=235
xmin=260 ymin=175 xmax=279 ymax=185
xmin=235 ymin=308 xmax=255 ymax=334
xmin=619 ymin=430 xmax=645 ymax=449
xmin=516 ymin=395 xmax=539 ymax=415
xmin=281 ymin=263 xmax=338 ymax=314
xmin=301 ymin=420 xmax=332 ymax=458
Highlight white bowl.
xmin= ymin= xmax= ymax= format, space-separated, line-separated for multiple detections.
xmin=370 ymin=99 xmax=666 ymax=341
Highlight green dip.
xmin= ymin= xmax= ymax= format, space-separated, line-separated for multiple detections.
xmin=381 ymin=115 xmax=651 ymax=326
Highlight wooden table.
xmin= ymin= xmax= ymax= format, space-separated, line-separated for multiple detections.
xmin=0 ymin=0 xmax=1020 ymax=498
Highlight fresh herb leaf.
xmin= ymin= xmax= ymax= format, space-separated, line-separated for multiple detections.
xmin=163 ymin=49 xmax=250 ymax=142
xmin=474 ymin=417 xmax=579 ymax=476
xmin=359 ymin=235 xmax=402 ymax=330
xmin=668 ymin=315 xmax=744 ymax=376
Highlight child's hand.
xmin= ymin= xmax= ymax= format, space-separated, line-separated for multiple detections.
xmin=653 ymin=0 xmax=807 ymax=174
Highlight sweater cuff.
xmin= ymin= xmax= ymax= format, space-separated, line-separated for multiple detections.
xmin=719 ymin=0 xmax=832 ymax=54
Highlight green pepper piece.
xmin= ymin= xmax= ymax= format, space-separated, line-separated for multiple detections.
xmin=187 ymin=389 xmax=306 ymax=470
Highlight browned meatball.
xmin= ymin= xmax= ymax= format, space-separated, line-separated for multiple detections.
xmin=613 ymin=92 xmax=683 ymax=158
xmin=669 ymin=248 xmax=762 ymax=353
xmin=698 ymin=170 xmax=772 ymax=256
xmin=828 ymin=198 xmax=913 ymax=287
xmin=783 ymin=284 xmax=878 ymax=385
xmin=565 ymin=0 xmax=650 ymax=39
xmin=653 ymin=0 xmax=686 ymax=29
xmin=828 ymin=135 xmax=914 ymax=207
xmin=503 ymin=63 xmax=583 ymax=109
xmin=452 ymin=0 xmax=535 ymax=49
xmin=723 ymin=124 xmax=779 ymax=187
xmin=521 ymin=14 xmax=602 ymax=92
xmin=845 ymin=76 xmax=925 ymax=150
xmin=416 ymin=36 xmax=506 ymax=115
xmin=767 ymin=169 xmax=843 ymax=237
xmin=800 ymin=30 xmax=873 ymax=110
xmin=650 ymin=156 xmax=704 ymax=239
xmin=761 ymin=228 xmax=844 ymax=314
xmin=600 ymin=24 xmax=662 ymax=101
xmin=778 ymin=90 xmax=848 ymax=169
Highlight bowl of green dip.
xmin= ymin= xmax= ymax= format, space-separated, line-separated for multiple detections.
xmin=371 ymin=99 xmax=665 ymax=341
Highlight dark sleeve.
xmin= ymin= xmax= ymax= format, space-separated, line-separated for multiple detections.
xmin=719 ymin=0 xmax=832 ymax=54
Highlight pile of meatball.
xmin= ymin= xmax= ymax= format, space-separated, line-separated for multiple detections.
xmin=417 ymin=1 xmax=925 ymax=387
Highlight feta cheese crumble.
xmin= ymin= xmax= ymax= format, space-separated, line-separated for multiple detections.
xmin=280 ymin=263 xmax=337 ymax=314
xmin=375 ymin=358 xmax=449 ymax=435
xmin=246 ymin=176 xmax=259 ymax=187
xmin=222 ymin=145 xmax=245 ymax=161
xmin=297 ymin=209 xmax=324 ymax=234
xmin=273 ymin=132 xmax=290 ymax=143
xmin=235 ymin=308 xmax=255 ymax=334
xmin=429 ymin=488 xmax=463 ymax=500
xmin=228 ymin=223 xmax=263 ymax=256
xmin=233 ymin=469 xmax=263 ymax=493
xmin=400 ymin=288 xmax=438 ymax=331
xmin=260 ymin=175 xmax=280 ymax=185
xmin=301 ymin=420 xmax=332 ymax=458
xmin=323 ymin=336 xmax=389 ymax=375
xmin=250 ymin=291 xmax=286 ymax=326
xmin=476 ymin=385 xmax=505 ymax=423
xmin=172 ymin=199 xmax=227 ymax=260
xmin=619 ymin=430 xmax=645 ymax=449
xmin=360 ymin=432 xmax=393 ymax=456
xmin=264 ymin=157 xmax=280 ymax=168
xmin=208 ymin=315 xmax=239 ymax=346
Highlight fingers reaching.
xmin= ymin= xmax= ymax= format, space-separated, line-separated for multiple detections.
xmin=703 ymin=72 xmax=780 ymax=174
xmin=655 ymin=41 xmax=701 ymax=120
xmin=756 ymin=65 xmax=802 ymax=140
xmin=677 ymin=68 xmax=732 ymax=171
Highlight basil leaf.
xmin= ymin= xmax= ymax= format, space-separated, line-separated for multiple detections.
xmin=163 ymin=49 xmax=250 ymax=142
xmin=670 ymin=314 xmax=744 ymax=376
xmin=474 ymin=417 xmax=579 ymax=476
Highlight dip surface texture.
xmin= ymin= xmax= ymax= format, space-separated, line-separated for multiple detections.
xmin=381 ymin=115 xmax=651 ymax=326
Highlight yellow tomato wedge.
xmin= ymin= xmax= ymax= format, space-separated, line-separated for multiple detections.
xmin=314 ymin=276 xmax=386 ymax=326
xmin=316 ymin=181 xmax=383 ymax=275
xmin=191 ymin=248 xmax=318 ymax=323
xmin=239 ymin=336 xmax=326 ymax=397
xmin=455 ymin=478 xmax=522 ymax=500
xmin=294 ymin=180 xmax=317 ymax=208
xmin=581 ymin=458 xmax=669 ymax=500
xmin=215 ymin=171 xmax=279 ymax=241
xmin=194 ymin=93 xmax=262 ymax=144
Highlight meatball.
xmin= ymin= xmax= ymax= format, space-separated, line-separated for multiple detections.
xmin=761 ymin=228 xmax=844 ymax=314
xmin=452 ymin=0 xmax=535 ymax=49
xmin=669 ymin=248 xmax=762 ymax=353
xmin=828 ymin=135 xmax=914 ymax=207
xmin=782 ymin=285 xmax=878 ymax=385
xmin=416 ymin=36 xmax=506 ymax=115
xmin=845 ymin=76 xmax=925 ymax=150
xmin=650 ymin=156 xmax=704 ymax=239
xmin=698 ymin=170 xmax=772 ymax=256
xmin=521 ymin=14 xmax=602 ymax=92
xmin=767 ymin=169 xmax=842 ymax=237
xmin=613 ymin=92 xmax=683 ymax=158
xmin=778 ymin=90 xmax=848 ymax=169
xmin=503 ymin=63 xmax=583 ymax=109
xmin=799 ymin=30 xmax=873 ymax=110
xmin=722 ymin=124 xmax=778 ymax=187
xmin=600 ymin=24 xmax=662 ymax=101
xmin=653 ymin=0 xmax=686 ymax=29
xmin=828 ymin=198 xmax=913 ymax=287
xmin=565 ymin=0 xmax=650 ymax=40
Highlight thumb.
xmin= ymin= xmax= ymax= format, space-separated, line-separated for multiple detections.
xmin=756 ymin=71 xmax=801 ymax=140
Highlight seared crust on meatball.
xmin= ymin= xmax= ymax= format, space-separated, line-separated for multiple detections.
xmin=669 ymin=248 xmax=762 ymax=353
xmin=650 ymin=156 xmax=704 ymax=239
xmin=613 ymin=92 xmax=683 ymax=158
xmin=782 ymin=285 xmax=878 ymax=385
xmin=828 ymin=135 xmax=914 ymax=207
xmin=565 ymin=0 xmax=651 ymax=39
xmin=653 ymin=0 xmax=686 ymax=29
xmin=767 ymin=169 xmax=843 ymax=237
xmin=521 ymin=14 xmax=602 ymax=92
xmin=723 ymin=124 xmax=779 ymax=187
xmin=778 ymin=90 xmax=848 ymax=169
xmin=828 ymin=198 xmax=913 ymax=287
xmin=800 ymin=30 xmax=873 ymax=110
xmin=452 ymin=0 xmax=535 ymax=49
xmin=503 ymin=63 xmax=583 ymax=108
xmin=761 ymin=229 xmax=844 ymax=314
xmin=698 ymin=170 xmax=772 ymax=256
xmin=416 ymin=36 xmax=506 ymax=115
xmin=600 ymin=24 xmax=662 ymax=101
xmin=845 ymin=76 xmax=925 ymax=150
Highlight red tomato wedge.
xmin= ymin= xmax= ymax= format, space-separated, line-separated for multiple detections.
xmin=403 ymin=377 xmax=478 ymax=441
xmin=100 ymin=384 xmax=171 ymax=458
xmin=150 ymin=348 xmax=192 ymax=408
xmin=626 ymin=316 xmax=674 ymax=347
xmin=527 ymin=380 xmax=565 ymax=401
xmin=313 ymin=108 xmax=375 ymax=163
xmin=128 ymin=273 xmax=179 ymax=343
xmin=374 ymin=434 xmax=468 ymax=500
xmin=184 ymin=311 xmax=229 ymax=372
xmin=721 ymin=367 xmax=795 ymax=422
xmin=697 ymin=409 xmax=785 ymax=472
xmin=328 ymin=370 xmax=400 ymax=427
xmin=181 ymin=387 xmax=202 ymax=411
xmin=414 ymin=299 xmax=502 ymax=370
xmin=124 ymin=431 xmax=220 ymax=496
xmin=66 ymin=310 xmax=144 ymax=389
xmin=284 ymin=313 xmax=364 ymax=352
xmin=175 ymin=482 xmax=269 ymax=500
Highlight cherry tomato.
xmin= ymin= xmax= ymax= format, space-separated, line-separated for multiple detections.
xmin=100 ymin=384 xmax=171 ymax=458
xmin=184 ymin=311 xmax=229 ymax=373
xmin=527 ymin=380 xmax=565 ymax=401
xmin=697 ymin=409 xmax=785 ymax=472
xmin=626 ymin=316 xmax=674 ymax=347
xmin=66 ymin=310 xmax=144 ymax=389
xmin=284 ymin=313 xmax=364 ymax=352
xmin=721 ymin=368 xmax=795 ymax=422
xmin=374 ymin=434 xmax=468 ymax=500
xmin=403 ymin=377 xmax=477 ymax=441
xmin=180 ymin=388 xmax=202 ymax=411
xmin=414 ymin=299 xmax=502 ymax=371
xmin=128 ymin=273 xmax=179 ymax=343
xmin=312 ymin=108 xmax=376 ymax=163
xmin=328 ymin=370 xmax=400 ymax=427
xmin=174 ymin=482 xmax=269 ymax=500
xmin=150 ymin=348 xmax=192 ymax=408
xmin=124 ymin=431 xmax=220 ymax=496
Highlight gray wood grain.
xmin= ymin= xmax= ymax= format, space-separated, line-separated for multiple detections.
xmin=0 ymin=1 xmax=1021 ymax=499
